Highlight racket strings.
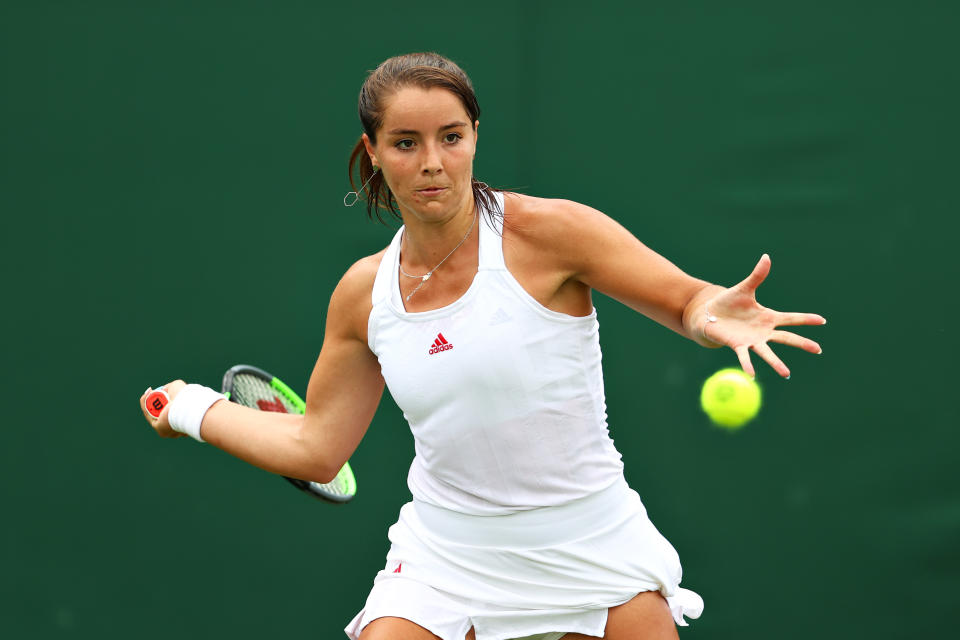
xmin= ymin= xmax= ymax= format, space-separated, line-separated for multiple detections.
xmin=232 ymin=374 xmax=300 ymax=414
xmin=312 ymin=474 xmax=351 ymax=497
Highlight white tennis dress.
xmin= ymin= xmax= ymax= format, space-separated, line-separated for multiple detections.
xmin=345 ymin=193 xmax=703 ymax=640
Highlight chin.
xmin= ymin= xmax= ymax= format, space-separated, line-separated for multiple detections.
xmin=414 ymin=192 xmax=456 ymax=209
xmin=399 ymin=186 xmax=470 ymax=220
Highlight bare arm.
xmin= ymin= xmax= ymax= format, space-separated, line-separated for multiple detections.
xmin=141 ymin=254 xmax=385 ymax=483
xmin=507 ymin=196 xmax=825 ymax=377
xmin=507 ymin=197 xmax=713 ymax=336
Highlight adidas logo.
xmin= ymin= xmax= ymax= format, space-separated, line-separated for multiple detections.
xmin=428 ymin=333 xmax=453 ymax=355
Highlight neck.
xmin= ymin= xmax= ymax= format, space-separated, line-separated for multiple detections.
xmin=399 ymin=194 xmax=477 ymax=270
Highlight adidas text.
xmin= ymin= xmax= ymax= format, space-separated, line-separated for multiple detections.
xmin=429 ymin=333 xmax=453 ymax=355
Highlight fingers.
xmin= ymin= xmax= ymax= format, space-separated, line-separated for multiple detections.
xmin=734 ymin=345 xmax=755 ymax=378
xmin=140 ymin=384 xmax=185 ymax=438
xmin=161 ymin=380 xmax=187 ymax=397
xmin=777 ymin=312 xmax=827 ymax=327
xmin=735 ymin=253 xmax=771 ymax=292
xmin=770 ymin=330 xmax=823 ymax=354
xmin=734 ymin=341 xmax=792 ymax=379
xmin=752 ymin=342 xmax=790 ymax=378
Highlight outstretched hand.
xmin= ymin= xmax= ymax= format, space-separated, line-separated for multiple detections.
xmin=699 ymin=254 xmax=826 ymax=378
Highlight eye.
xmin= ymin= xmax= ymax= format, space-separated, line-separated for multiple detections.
xmin=395 ymin=139 xmax=415 ymax=150
xmin=444 ymin=132 xmax=462 ymax=144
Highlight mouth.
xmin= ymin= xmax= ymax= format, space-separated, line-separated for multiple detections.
xmin=417 ymin=186 xmax=447 ymax=197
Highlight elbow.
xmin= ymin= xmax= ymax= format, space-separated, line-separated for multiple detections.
xmin=306 ymin=457 xmax=345 ymax=485
xmin=297 ymin=421 xmax=355 ymax=485
xmin=286 ymin=465 xmax=338 ymax=486
xmin=311 ymin=467 xmax=339 ymax=485
xmin=295 ymin=424 xmax=340 ymax=484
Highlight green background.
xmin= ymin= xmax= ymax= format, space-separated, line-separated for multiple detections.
xmin=3 ymin=1 xmax=957 ymax=638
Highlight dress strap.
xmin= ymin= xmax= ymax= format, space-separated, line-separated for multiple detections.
xmin=372 ymin=226 xmax=404 ymax=305
xmin=477 ymin=191 xmax=506 ymax=271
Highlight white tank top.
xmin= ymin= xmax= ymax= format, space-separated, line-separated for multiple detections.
xmin=367 ymin=192 xmax=624 ymax=515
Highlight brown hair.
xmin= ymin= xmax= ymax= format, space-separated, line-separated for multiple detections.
xmin=348 ymin=52 xmax=501 ymax=224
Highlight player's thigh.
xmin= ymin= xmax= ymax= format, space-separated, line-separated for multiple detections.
xmin=358 ymin=616 xmax=476 ymax=640
xmin=359 ymin=617 xmax=440 ymax=640
xmin=561 ymin=591 xmax=678 ymax=640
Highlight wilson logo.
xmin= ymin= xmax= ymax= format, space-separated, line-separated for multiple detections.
xmin=428 ymin=333 xmax=453 ymax=355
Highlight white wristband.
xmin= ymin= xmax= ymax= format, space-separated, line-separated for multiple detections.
xmin=168 ymin=384 xmax=225 ymax=442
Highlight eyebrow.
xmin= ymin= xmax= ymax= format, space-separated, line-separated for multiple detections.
xmin=386 ymin=121 xmax=469 ymax=135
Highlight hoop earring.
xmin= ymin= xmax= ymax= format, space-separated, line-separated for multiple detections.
xmin=344 ymin=167 xmax=379 ymax=207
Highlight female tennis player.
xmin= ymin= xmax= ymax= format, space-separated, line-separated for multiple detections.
xmin=140 ymin=53 xmax=825 ymax=640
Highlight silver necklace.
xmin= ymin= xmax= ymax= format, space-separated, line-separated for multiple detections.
xmin=400 ymin=212 xmax=477 ymax=302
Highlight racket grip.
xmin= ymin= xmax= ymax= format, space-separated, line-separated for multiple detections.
xmin=145 ymin=389 xmax=170 ymax=418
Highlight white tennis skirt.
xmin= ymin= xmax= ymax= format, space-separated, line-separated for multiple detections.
xmin=344 ymin=478 xmax=703 ymax=640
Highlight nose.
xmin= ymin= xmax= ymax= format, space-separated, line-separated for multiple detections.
xmin=421 ymin=142 xmax=443 ymax=175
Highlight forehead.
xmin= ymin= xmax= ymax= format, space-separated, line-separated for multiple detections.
xmin=380 ymin=87 xmax=471 ymax=132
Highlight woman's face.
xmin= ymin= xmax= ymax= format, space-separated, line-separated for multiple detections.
xmin=363 ymin=86 xmax=478 ymax=224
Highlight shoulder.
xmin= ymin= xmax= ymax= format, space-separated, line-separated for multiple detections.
xmin=326 ymin=249 xmax=388 ymax=340
xmin=502 ymin=192 xmax=589 ymax=224
xmin=503 ymin=193 xmax=613 ymax=241
xmin=337 ymin=250 xmax=386 ymax=295
xmin=501 ymin=192 xmax=622 ymax=273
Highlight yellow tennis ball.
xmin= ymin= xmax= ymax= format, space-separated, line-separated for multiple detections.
xmin=700 ymin=368 xmax=762 ymax=429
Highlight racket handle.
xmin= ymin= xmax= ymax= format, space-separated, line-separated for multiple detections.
xmin=145 ymin=389 xmax=170 ymax=418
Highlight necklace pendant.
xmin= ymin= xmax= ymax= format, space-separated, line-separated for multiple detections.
xmin=422 ymin=273 xmax=431 ymax=282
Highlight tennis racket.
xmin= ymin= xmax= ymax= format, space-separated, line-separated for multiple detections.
xmin=221 ymin=364 xmax=357 ymax=504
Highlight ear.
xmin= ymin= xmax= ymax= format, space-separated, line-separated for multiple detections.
xmin=473 ymin=120 xmax=479 ymax=143
xmin=361 ymin=133 xmax=377 ymax=167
